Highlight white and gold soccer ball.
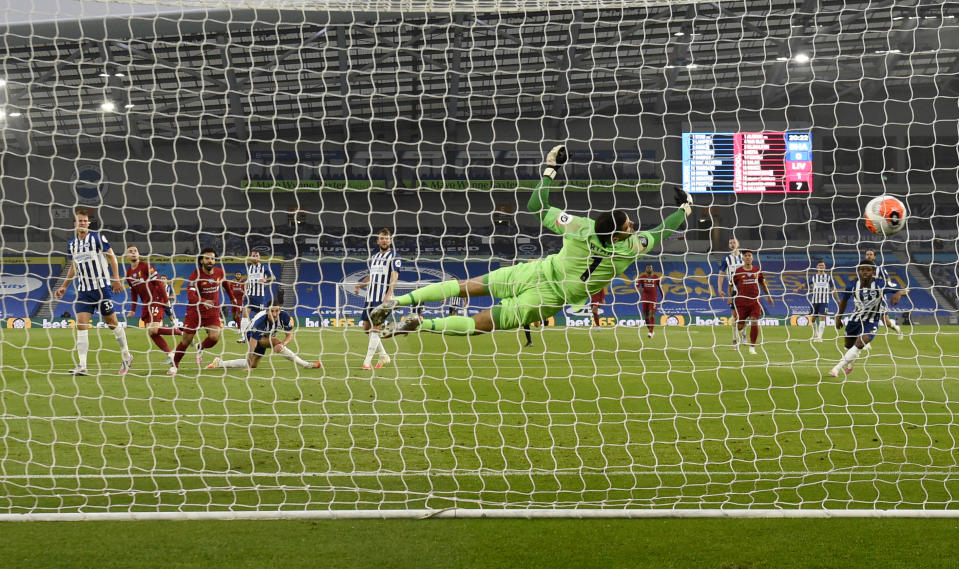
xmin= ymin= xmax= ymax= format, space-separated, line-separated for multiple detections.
xmin=864 ymin=195 xmax=907 ymax=236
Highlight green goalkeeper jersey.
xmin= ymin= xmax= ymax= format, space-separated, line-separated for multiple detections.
xmin=529 ymin=176 xmax=688 ymax=301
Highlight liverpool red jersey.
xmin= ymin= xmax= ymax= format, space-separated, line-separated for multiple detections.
xmin=733 ymin=265 xmax=765 ymax=300
xmin=186 ymin=267 xmax=226 ymax=311
xmin=635 ymin=274 xmax=662 ymax=301
xmin=126 ymin=261 xmax=159 ymax=309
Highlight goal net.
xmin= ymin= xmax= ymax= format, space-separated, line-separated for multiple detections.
xmin=1 ymin=1 xmax=958 ymax=520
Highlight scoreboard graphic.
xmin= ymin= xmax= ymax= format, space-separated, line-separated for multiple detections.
xmin=682 ymin=131 xmax=813 ymax=193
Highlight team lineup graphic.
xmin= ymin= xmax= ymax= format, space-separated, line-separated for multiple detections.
xmin=55 ymin=145 xmax=910 ymax=377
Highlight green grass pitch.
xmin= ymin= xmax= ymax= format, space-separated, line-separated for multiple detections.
xmin=1 ymin=324 xmax=956 ymax=513
xmin=1 ymin=325 xmax=957 ymax=567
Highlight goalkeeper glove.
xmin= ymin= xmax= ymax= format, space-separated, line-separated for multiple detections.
xmin=543 ymin=144 xmax=567 ymax=179
xmin=673 ymin=186 xmax=693 ymax=216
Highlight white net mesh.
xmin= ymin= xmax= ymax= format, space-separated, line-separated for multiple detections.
xmin=1 ymin=1 xmax=958 ymax=517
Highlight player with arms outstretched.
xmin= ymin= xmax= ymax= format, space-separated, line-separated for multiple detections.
xmin=168 ymin=248 xmax=226 ymax=375
xmin=732 ymin=250 xmax=774 ymax=354
xmin=828 ymin=259 xmax=904 ymax=377
xmin=354 ymin=228 xmax=401 ymax=369
xmin=717 ymin=238 xmax=745 ymax=347
xmin=371 ymin=145 xmax=692 ymax=336
xmin=124 ymin=246 xmax=182 ymax=364
xmin=207 ymin=302 xmax=321 ymax=371
xmin=794 ymin=260 xmax=835 ymax=343
xmin=54 ymin=210 xmax=133 ymax=375
xmin=635 ymin=264 xmax=663 ymax=338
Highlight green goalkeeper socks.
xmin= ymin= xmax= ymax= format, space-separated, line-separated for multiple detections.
xmin=421 ymin=316 xmax=476 ymax=335
xmin=396 ymin=279 xmax=461 ymax=306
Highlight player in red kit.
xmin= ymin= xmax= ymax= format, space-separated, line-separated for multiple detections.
xmin=635 ymin=264 xmax=663 ymax=338
xmin=731 ymin=250 xmax=774 ymax=354
xmin=589 ymin=287 xmax=606 ymax=327
xmin=125 ymin=246 xmax=182 ymax=365
xmin=223 ymin=271 xmax=246 ymax=328
xmin=168 ymin=248 xmax=226 ymax=375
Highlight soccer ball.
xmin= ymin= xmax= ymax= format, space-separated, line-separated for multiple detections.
xmin=863 ymin=195 xmax=907 ymax=236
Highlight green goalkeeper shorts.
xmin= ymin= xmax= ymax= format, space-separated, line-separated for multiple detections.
xmin=483 ymin=261 xmax=570 ymax=330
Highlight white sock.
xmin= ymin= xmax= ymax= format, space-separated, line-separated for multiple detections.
xmin=837 ymin=345 xmax=862 ymax=369
xmin=732 ymin=324 xmax=739 ymax=343
xmin=374 ymin=332 xmax=388 ymax=356
xmin=239 ymin=317 xmax=250 ymax=333
xmin=112 ymin=327 xmax=130 ymax=357
xmin=276 ymin=346 xmax=310 ymax=367
xmin=889 ymin=318 xmax=901 ymax=332
xmin=817 ymin=321 xmax=825 ymax=338
xmin=221 ymin=358 xmax=249 ymax=369
xmin=76 ymin=329 xmax=89 ymax=368
xmin=364 ymin=332 xmax=382 ymax=363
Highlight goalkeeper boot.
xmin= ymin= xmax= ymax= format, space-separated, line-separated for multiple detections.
xmin=375 ymin=355 xmax=391 ymax=369
xmin=308 ymin=361 xmax=323 ymax=369
xmin=70 ymin=366 xmax=88 ymax=376
xmin=545 ymin=144 xmax=568 ymax=167
xmin=369 ymin=300 xmax=398 ymax=326
xmin=381 ymin=315 xmax=422 ymax=338
xmin=206 ymin=357 xmax=222 ymax=370
xmin=166 ymin=365 xmax=178 ymax=376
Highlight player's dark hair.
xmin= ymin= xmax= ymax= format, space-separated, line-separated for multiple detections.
xmin=859 ymin=259 xmax=875 ymax=267
xmin=594 ymin=209 xmax=629 ymax=247
xmin=740 ymin=249 xmax=753 ymax=256
xmin=197 ymin=247 xmax=216 ymax=266
xmin=378 ymin=228 xmax=392 ymax=236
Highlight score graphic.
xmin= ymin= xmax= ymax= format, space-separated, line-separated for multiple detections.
xmin=682 ymin=131 xmax=813 ymax=193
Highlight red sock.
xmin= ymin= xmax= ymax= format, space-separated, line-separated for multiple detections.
xmin=750 ymin=323 xmax=759 ymax=344
xmin=156 ymin=327 xmax=179 ymax=336
xmin=200 ymin=336 xmax=219 ymax=350
xmin=150 ymin=334 xmax=171 ymax=353
xmin=173 ymin=341 xmax=190 ymax=366
xmin=592 ymin=313 xmax=600 ymax=326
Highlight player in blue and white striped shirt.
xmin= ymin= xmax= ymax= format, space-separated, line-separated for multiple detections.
xmin=864 ymin=249 xmax=905 ymax=339
xmin=716 ymin=238 xmax=744 ymax=346
xmin=207 ymin=302 xmax=321 ymax=371
xmin=828 ymin=259 xmax=904 ymax=377
xmin=237 ymin=251 xmax=275 ymax=341
xmin=794 ymin=261 xmax=836 ymax=343
xmin=353 ymin=228 xmax=401 ymax=370
xmin=53 ymin=210 xmax=133 ymax=375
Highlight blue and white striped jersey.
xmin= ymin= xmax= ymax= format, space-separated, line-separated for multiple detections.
xmin=67 ymin=232 xmax=113 ymax=292
xmin=448 ymin=295 xmax=464 ymax=307
xmin=244 ymin=262 xmax=274 ymax=297
xmin=841 ymin=278 xmax=895 ymax=325
xmin=365 ymin=250 xmax=401 ymax=303
xmin=807 ymin=273 xmax=834 ymax=304
xmin=249 ymin=309 xmax=294 ymax=336
xmin=719 ymin=253 xmax=744 ymax=292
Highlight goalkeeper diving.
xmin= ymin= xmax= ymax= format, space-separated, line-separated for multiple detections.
xmin=371 ymin=144 xmax=693 ymax=336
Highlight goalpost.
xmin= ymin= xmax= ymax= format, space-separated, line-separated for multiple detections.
xmin=1 ymin=1 xmax=958 ymax=520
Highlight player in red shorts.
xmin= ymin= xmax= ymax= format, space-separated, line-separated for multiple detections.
xmin=169 ymin=248 xmax=226 ymax=375
xmin=731 ymin=250 xmax=774 ymax=354
xmin=589 ymin=287 xmax=606 ymax=326
xmin=125 ymin=246 xmax=182 ymax=365
xmin=635 ymin=264 xmax=663 ymax=338
xmin=223 ymin=271 xmax=246 ymax=328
